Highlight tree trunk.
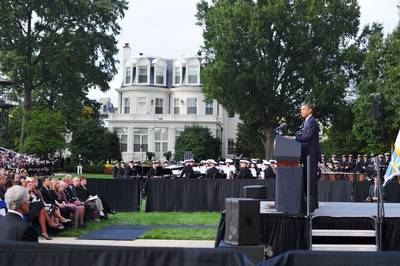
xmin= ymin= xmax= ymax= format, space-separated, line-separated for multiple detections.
xmin=19 ymin=9 xmax=33 ymax=152
xmin=262 ymin=126 xmax=275 ymax=160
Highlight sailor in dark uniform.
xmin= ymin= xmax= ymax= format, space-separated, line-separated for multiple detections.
xmin=237 ymin=160 xmax=253 ymax=179
xmin=180 ymin=159 xmax=195 ymax=179
xmin=205 ymin=159 xmax=221 ymax=179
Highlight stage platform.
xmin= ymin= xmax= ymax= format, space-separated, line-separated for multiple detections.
xmin=217 ymin=201 xmax=400 ymax=258
xmin=260 ymin=201 xmax=400 ymax=217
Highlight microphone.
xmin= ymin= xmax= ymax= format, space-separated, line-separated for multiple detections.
xmin=275 ymin=122 xmax=287 ymax=132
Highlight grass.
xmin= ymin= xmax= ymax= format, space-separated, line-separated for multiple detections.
xmin=58 ymin=210 xmax=220 ymax=240
xmin=141 ymin=228 xmax=217 ymax=240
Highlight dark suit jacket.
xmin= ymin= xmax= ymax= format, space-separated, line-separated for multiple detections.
xmin=295 ymin=115 xmax=321 ymax=163
xmin=75 ymin=185 xmax=90 ymax=202
xmin=40 ymin=186 xmax=56 ymax=205
xmin=180 ymin=165 xmax=195 ymax=179
xmin=205 ymin=167 xmax=221 ymax=179
xmin=0 ymin=212 xmax=38 ymax=242
xmin=237 ymin=168 xmax=254 ymax=179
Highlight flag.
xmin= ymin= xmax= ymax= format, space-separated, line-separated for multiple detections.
xmin=384 ymin=129 xmax=400 ymax=185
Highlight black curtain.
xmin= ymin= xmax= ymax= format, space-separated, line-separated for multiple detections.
xmin=0 ymin=241 xmax=255 ymax=266
xmin=146 ymin=179 xmax=275 ymax=212
xmin=317 ymin=181 xmax=353 ymax=202
xmin=258 ymin=250 xmax=400 ymax=266
xmin=87 ymin=178 xmax=140 ymax=212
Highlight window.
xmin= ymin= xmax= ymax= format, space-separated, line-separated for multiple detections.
xmin=228 ymin=139 xmax=235 ymax=154
xmin=155 ymin=66 xmax=164 ymax=84
xmin=125 ymin=67 xmax=132 ymax=84
xmin=138 ymin=66 xmax=148 ymax=83
xmin=124 ymin=98 xmax=130 ymax=114
xmin=133 ymin=128 xmax=148 ymax=152
xmin=155 ymin=128 xmax=168 ymax=159
xmin=114 ymin=128 xmax=128 ymax=152
xmin=187 ymin=66 xmax=198 ymax=84
xmin=155 ymin=98 xmax=163 ymax=114
xmin=187 ymin=97 xmax=197 ymax=115
xmin=173 ymin=98 xmax=180 ymax=114
xmin=137 ymin=97 xmax=147 ymax=114
xmin=174 ymin=67 xmax=181 ymax=84
xmin=205 ymin=101 xmax=213 ymax=115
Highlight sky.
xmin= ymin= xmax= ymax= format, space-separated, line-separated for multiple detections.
xmin=88 ymin=0 xmax=400 ymax=105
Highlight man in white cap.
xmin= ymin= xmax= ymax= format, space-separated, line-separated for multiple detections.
xmin=205 ymin=159 xmax=221 ymax=179
xmin=237 ymin=159 xmax=253 ymax=179
xmin=180 ymin=159 xmax=195 ymax=179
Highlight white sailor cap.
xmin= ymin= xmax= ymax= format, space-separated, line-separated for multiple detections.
xmin=225 ymin=159 xmax=233 ymax=163
xmin=240 ymin=159 xmax=250 ymax=164
xmin=207 ymin=159 xmax=217 ymax=165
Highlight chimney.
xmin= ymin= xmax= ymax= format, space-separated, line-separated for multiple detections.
xmin=122 ymin=42 xmax=131 ymax=69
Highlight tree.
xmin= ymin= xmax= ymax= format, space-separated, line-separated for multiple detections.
xmin=175 ymin=126 xmax=221 ymax=161
xmin=23 ymin=108 xmax=65 ymax=158
xmin=104 ymin=131 xmax=122 ymax=162
xmin=70 ymin=118 xmax=107 ymax=163
xmin=235 ymin=122 xmax=265 ymax=158
xmin=352 ymin=24 xmax=400 ymax=153
xmin=0 ymin=0 xmax=128 ymax=150
xmin=197 ymin=0 xmax=360 ymax=158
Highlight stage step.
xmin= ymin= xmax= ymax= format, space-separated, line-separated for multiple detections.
xmin=312 ymin=230 xmax=375 ymax=237
xmin=312 ymin=244 xmax=377 ymax=252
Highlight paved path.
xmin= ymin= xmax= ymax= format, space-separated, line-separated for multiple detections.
xmin=40 ymin=237 xmax=215 ymax=248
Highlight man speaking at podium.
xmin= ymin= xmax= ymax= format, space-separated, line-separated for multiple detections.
xmin=288 ymin=103 xmax=321 ymax=212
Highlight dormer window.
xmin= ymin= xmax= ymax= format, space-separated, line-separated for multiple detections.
xmin=138 ymin=66 xmax=148 ymax=83
xmin=155 ymin=66 xmax=165 ymax=85
xmin=125 ymin=66 xmax=132 ymax=84
xmin=187 ymin=66 xmax=198 ymax=84
xmin=174 ymin=67 xmax=181 ymax=84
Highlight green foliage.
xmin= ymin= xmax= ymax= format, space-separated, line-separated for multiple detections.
xmin=104 ymin=131 xmax=122 ymax=162
xmin=70 ymin=118 xmax=121 ymax=163
xmin=163 ymin=151 xmax=172 ymax=161
xmin=175 ymin=126 xmax=221 ymax=161
xmin=21 ymin=108 xmax=65 ymax=157
xmin=351 ymin=24 xmax=400 ymax=154
xmin=197 ymin=0 xmax=360 ymax=158
xmin=0 ymin=0 xmax=128 ymax=147
xmin=146 ymin=151 xmax=155 ymax=161
xmin=235 ymin=122 xmax=265 ymax=158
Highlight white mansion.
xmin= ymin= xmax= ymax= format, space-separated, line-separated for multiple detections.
xmin=106 ymin=43 xmax=240 ymax=162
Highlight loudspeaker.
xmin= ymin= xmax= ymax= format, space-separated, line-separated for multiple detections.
xmin=218 ymin=240 xmax=265 ymax=264
xmin=244 ymin=185 xmax=267 ymax=199
xmin=224 ymin=198 xmax=260 ymax=245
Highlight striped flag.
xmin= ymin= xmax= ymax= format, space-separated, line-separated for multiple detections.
xmin=384 ymin=129 xmax=400 ymax=185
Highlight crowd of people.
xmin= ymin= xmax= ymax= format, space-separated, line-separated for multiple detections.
xmin=111 ymin=152 xmax=393 ymax=182
xmin=111 ymin=158 xmax=278 ymax=180
xmin=0 ymin=148 xmax=53 ymax=177
xmin=0 ymin=171 xmax=116 ymax=241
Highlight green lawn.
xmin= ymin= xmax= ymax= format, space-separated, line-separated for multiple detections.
xmin=53 ymin=173 xmax=112 ymax=179
xmin=58 ymin=211 xmax=220 ymax=240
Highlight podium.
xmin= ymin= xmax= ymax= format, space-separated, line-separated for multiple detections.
xmin=273 ymin=135 xmax=303 ymax=214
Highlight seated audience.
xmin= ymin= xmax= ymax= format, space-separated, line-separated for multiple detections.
xmin=0 ymin=185 xmax=38 ymax=241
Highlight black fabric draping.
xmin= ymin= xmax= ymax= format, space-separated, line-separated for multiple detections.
xmin=146 ymin=179 xmax=275 ymax=212
xmin=317 ymin=180 xmax=353 ymax=202
xmin=258 ymin=250 xmax=400 ymax=266
xmin=0 ymin=240 xmax=255 ymax=266
xmin=87 ymin=178 xmax=140 ymax=212
xmin=216 ymin=213 xmax=400 ymax=258
xmin=259 ymin=214 xmax=307 ymax=256
xmin=146 ymin=179 xmax=371 ymax=212
xmin=353 ymin=180 xmax=373 ymax=202
xmin=384 ymin=180 xmax=400 ymax=202
xmin=383 ymin=218 xmax=400 ymax=251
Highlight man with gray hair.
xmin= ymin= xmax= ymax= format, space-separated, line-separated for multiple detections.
xmin=0 ymin=185 xmax=38 ymax=241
